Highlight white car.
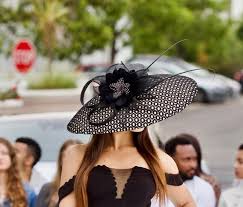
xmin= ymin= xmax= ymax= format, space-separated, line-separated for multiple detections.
xmin=128 ymin=56 xmax=228 ymax=103
xmin=215 ymin=74 xmax=241 ymax=98
xmin=0 ymin=112 xmax=90 ymax=192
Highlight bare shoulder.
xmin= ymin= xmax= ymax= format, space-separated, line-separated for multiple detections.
xmin=156 ymin=148 xmax=179 ymax=174
xmin=64 ymin=143 xmax=87 ymax=161
xmin=60 ymin=143 xmax=88 ymax=186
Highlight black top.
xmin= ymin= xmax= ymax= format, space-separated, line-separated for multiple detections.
xmin=58 ymin=165 xmax=183 ymax=207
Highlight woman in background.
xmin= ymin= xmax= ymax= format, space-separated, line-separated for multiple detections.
xmin=35 ymin=139 xmax=82 ymax=207
xmin=0 ymin=137 xmax=27 ymax=207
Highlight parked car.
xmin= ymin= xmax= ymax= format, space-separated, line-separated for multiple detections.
xmin=77 ymin=64 xmax=111 ymax=81
xmin=128 ymin=55 xmax=228 ymax=103
xmin=167 ymin=57 xmax=241 ymax=99
xmin=215 ymin=74 xmax=241 ymax=98
xmin=0 ymin=112 xmax=90 ymax=192
xmin=77 ymin=63 xmax=108 ymax=72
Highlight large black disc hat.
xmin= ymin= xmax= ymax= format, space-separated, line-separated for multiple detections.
xmin=67 ymin=60 xmax=198 ymax=134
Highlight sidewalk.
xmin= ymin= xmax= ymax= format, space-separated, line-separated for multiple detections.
xmin=0 ymin=94 xmax=81 ymax=116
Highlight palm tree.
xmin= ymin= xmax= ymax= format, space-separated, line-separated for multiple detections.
xmin=19 ymin=0 xmax=68 ymax=72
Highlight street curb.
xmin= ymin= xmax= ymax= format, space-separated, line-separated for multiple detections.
xmin=19 ymin=88 xmax=82 ymax=97
xmin=0 ymin=99 xmax=24 ymax=108
xmin=0 ymin=111 xmax=76 ymax=120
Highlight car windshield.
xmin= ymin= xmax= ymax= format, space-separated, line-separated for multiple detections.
xmin=157 ymin=61 xmax=185 ymax=74
xmin=90 ymin=65 xmax=108 ymax=73
xmin=128 ymin=58 xmax=184 ymax=74
xmin=174 ymin=60 xmax=211 ymax=77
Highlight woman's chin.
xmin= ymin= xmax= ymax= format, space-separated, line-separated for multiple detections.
xmin=131 ymin=128 xmax=145 ymax=133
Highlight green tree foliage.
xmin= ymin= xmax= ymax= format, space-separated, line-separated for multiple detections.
xmin=12 ymin=0 xmax=69 ymax=72
xmin=184 ymin=0 xmax=229 ymax=11
xmin=2 ymin=0 xmax=112 ymax=68
xmin=129 ymin=0 xmax=242 ymax=76
xmin=90 ymin=0 xmax=130 ymax=63
xmin=237 ymin=22 xmax=243 ymax=41
xmin=0 ymin=0 xmax=243 ymax=75
xmin=129 ymin=0 xmax=193 ymax=55
xmin=59 ymin=0 xmax=112 ymax=63
xmin=0 ymin=2 xmax=19 ymax=56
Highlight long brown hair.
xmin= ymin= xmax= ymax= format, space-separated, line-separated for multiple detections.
xmin=48 ymin=139 xmax=82 ymax=207
xmin=74 ymin=128 xmax=167 ymax=207
xmin=0 ymin=138 xmax=27 ymax=207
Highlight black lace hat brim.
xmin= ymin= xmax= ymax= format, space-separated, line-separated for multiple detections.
xmin=67 ymin=74 xmax=197 ymax=134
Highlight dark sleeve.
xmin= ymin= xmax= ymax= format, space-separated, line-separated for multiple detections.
xmin=35 ymin=183 xmax=53 ymax=207
xmin=57 ymin=176 xmax=76 ymax=206
xmin=165 ymin=173 xmax=183 ymax=186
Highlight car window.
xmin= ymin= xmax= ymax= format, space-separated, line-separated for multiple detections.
xmin=158 ymin=61 xmax=184 ymax=74
xmin=128 ymin=58 xmax=184 ymax=74
xmin=90 ymin=66 xmax=107 ymax=73
xmin=174 ymin=60 xmax=211 ymax=77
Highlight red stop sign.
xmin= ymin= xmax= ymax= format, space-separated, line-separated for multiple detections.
xmin=13 ymin=40 xmax=36 ymax=73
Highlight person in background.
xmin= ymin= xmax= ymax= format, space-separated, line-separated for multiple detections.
xmin=164 ymin=135 xmax=216 ymax=207
xmin=177 ymin=133 xmax=221 ymax=204
xmin=15 ymin=137 xmax=41 ymax=206
xmin=218 ymin=144 xmax=243 ymax=207
xmin=15 ymin=137 xmax=42 ymax=184
xmin=233 ymin=70 xmax=243 ymax=93
xmin=0 ymin=137 xmax=27 ymax=207
xmin=35 ymin=139 xmax=82 ymax=207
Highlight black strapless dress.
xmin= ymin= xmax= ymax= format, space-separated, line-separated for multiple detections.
xmin=58 ymin=165 xmax=183 ymax=207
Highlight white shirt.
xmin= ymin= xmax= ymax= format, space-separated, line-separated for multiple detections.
xmin=30 ymin=169 xmax=48 ymax=193
xmin=151 ymin=176 xmax=216 ymax=207
xmin=218 ymin=179 xmax=243 ymax=207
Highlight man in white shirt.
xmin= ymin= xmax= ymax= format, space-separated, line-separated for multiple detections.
xmin=15 ymin=137 xmax=46 ymax=193
xmin=152 ymin=135 xmax=216 ymax=207
xmin=218 ymin=144 xmax=243 ymax=207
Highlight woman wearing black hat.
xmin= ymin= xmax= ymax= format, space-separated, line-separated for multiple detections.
xmin=58 ymin=62 xmax=198 ymax=207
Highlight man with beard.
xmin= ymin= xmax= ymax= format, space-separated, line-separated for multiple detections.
xmin=163 ymin=135 xmax=216 ymax=207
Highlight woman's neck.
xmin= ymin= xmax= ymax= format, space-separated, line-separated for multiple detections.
xmin=110 ymin=131 xmax=135 ymax=150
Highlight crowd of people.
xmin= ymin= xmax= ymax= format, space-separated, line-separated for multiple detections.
xmin=152 ymin=134 xmax=219 ymax=207
xmin=0 ymin=134 xmax=242 ymax=207
xmin=151 ymin=134 xmax=243 ymax=207
xmin=0 ymin=136 xmax=81 ymax=207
